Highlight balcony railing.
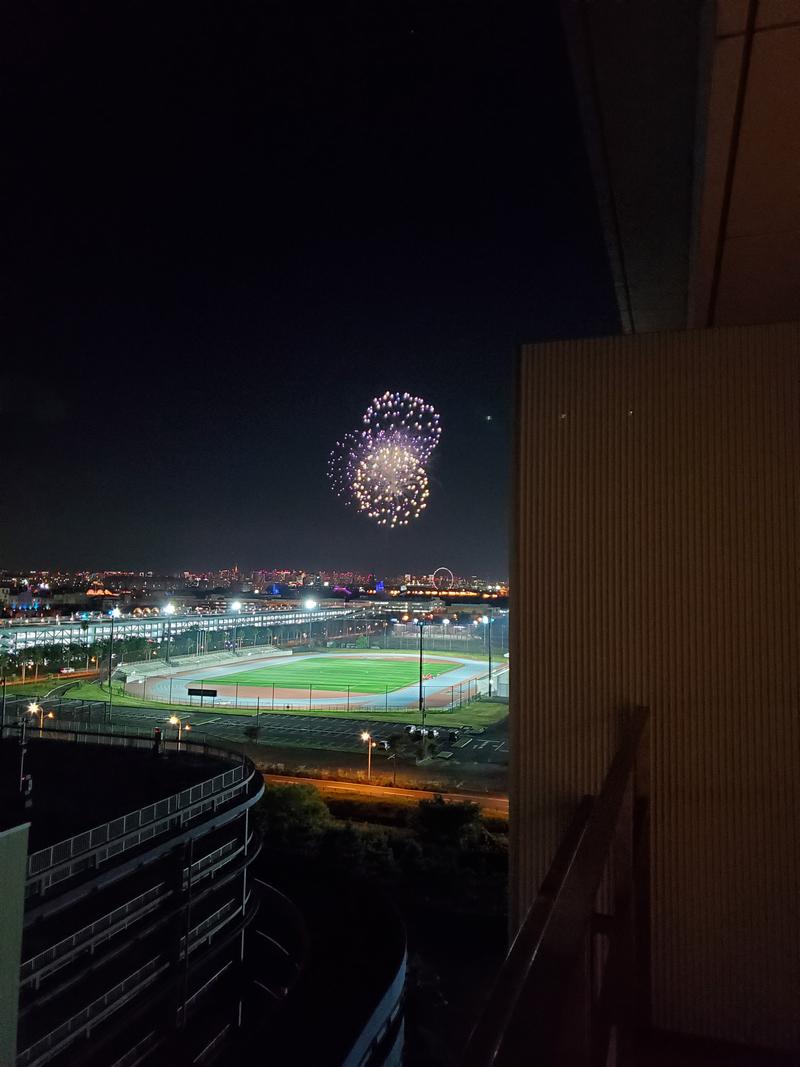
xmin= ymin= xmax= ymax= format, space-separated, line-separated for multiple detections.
xmin=463 ymin=707 xmax=650 ymax=1067
xmin=20 ymin=882 xmax=166 ymax=986
xmin=17 ymin=956 xmax=170 ymax=1067
xmin=23 ymin=727 xmax=252 ymax=885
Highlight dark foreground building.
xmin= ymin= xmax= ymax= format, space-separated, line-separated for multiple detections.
xmin=1 ymin=729 xmax=264 ymax=1066
xmin=468 ymin=2 xmax=799 ymax=1064
xmin=0 ymin=719 xmax=407 ymax=1067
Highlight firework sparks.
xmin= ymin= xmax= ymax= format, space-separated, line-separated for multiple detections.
xmin=329 ymin=391 xmax=442 ymax=527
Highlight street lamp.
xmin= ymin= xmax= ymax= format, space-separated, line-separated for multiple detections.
xmin=360 ymin=730 xmax=376 ymax=780
xmin=107 ymin=607 xmax=122 ymax=721
xmin=415 ymin=618 xmax=427 ymax=730
xmin=481 ymin=611 xmax=493 ymax=698
xmin=28 ymin=701 xmax=54 ymax=734
xmin=168 ymin=715 xmax=191 ymax=748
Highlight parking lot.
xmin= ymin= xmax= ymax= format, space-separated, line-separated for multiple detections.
xmin=54 ymin=699 xmax=509 ymax=767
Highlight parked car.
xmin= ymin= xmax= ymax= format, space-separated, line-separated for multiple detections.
xmin=373 ymin=739 xmax=390 ymax=751
xmin=404 ymin=725 xmax=418 ymax=734
xmin=59 ymin=667 xmax=76 ymax=674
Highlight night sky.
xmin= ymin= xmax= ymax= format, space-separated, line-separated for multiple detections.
xmin=2 ymin=2 xmax=617 ymax=577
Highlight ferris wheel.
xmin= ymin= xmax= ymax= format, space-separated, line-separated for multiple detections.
xmin=432 ymin=566 xmax=454 ymax=592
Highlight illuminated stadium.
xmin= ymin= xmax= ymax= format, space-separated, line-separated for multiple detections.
xmin=122 ymin=648 xmax=499 ymax=714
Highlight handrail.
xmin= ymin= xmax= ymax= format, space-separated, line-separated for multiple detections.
xmin=20 ymin=882 xmax=166 ymax=983
xmin=17 ymin=956 xmax=169 ymax=1066
xmin=463 ymin=707 xmax=649 ymax=1067
xmin=22 ymin=728 xmax=253 ymax=881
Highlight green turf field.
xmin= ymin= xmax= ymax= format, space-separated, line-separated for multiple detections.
xmin=210 ymin=655 xmax=459 ymax=694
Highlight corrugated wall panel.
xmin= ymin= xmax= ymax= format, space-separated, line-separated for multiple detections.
xmin=511 ymin=321 xmax=800 ymax=1050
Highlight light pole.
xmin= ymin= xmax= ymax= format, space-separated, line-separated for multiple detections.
xmin=442 ymin=617 xmax=450 ymax=652
xmin=304 ymin=599 xmax=317 ymax=647
xmin=231 ymin=601 xmax=242 ymax=655
xmin=162 ymin=603 xmax=176 ymax=664
xmin=28 ymin=701 xmax=53 ymax=735
xmin=416 ymin=618 xmax=427 ymax=729
xmin=107 ymin=607 xmax=122 ymax=720
xmin=169 ymin=714 xmax=191 ymax=749
xmin=481 ymin=610 xmax=494 ymax=698
xmin=360 ymin=731 xmax=376 ymax=780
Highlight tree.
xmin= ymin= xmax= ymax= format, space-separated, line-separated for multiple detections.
xmin=254 ymin=783 xmax=331 ymax=852
xmin=411 ymin=795 xmax=483 ymax=847
xmin=29 ymin=646 xmax=47 ymax=680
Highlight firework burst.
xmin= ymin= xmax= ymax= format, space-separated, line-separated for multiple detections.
xmin=329 ymin=391 xmax=442 ymax=527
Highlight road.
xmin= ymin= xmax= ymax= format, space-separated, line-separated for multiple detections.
xmin=263 ymin=772 xmax=509 ymax=814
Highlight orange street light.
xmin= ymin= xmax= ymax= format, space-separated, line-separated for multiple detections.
xmin=360 ymin=731 xmax=376 ymax=780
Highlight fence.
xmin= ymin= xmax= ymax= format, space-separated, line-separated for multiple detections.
xmin=120 ymin=666 xmax=509 ymax=716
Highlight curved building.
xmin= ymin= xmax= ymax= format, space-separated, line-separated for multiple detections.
xmin=2 ymin=728 xmax=265 ymax=1066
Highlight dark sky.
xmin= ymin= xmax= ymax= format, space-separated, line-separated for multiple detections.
xmin=2 ymin=1 xmax=617 ymax=578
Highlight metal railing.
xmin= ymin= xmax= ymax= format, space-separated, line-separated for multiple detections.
xmin=20 ymin=882 xmax=166 ymax=985
xmin=463 ymin=708 xmax=650 ymax=1067
xmin=21 ymin=835 xmax=245 ymax=987
xmin=180 ymin=896 xmax=241 ymax=955
xmin=185 ymin=838 xmax=238 ymax=885
xmin=23 ymin=726 xmax=251 ymax=883
xmin=17 ymin=956 xmax=169 ymax=1066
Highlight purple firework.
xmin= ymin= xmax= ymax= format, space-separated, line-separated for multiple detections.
xmin=328 ymin=391 xmax=442 ymax=528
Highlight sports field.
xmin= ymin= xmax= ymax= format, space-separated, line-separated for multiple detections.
xmin=211 ymin=655 xmax=458 ymax=694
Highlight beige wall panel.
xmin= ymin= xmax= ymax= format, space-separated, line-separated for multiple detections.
xmin=512 ymin=321 xmax=800 ymax=1050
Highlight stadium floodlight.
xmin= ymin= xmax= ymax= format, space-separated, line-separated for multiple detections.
xmin=442 ymin=618 xmax=450 ymax=627
xmin=231 ymin=600 xmax=242 ymax=612
xmin=109 ymin=606 xmax=122 ymax=619
xmin=480 ymin=615 xmax=490 ymax=625
xmin=163 ymin=603 xmax=176 ymax=615
xmin=304 ymin=598 xmax=318 ymax=612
